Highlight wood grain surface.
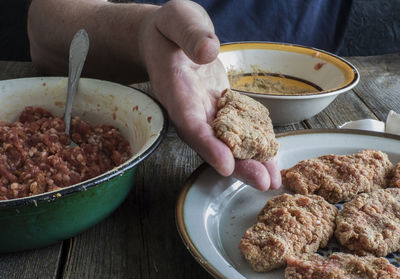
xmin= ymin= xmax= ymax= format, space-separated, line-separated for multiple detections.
xmin=0 ymin=53 xmax=399 ymax=279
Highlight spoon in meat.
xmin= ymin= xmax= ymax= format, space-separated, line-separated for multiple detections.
xmin=64 ymin=29 xmax=90 ymax=147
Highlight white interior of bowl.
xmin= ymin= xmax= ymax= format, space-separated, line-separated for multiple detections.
xmin=0 ymin=77 xmax=164 ymax=164
xmin=219 ymin=48 xmax=348 ymax=91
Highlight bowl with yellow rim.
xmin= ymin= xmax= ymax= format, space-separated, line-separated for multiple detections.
xmin=218 ymin=42 xmax=359 ymax=126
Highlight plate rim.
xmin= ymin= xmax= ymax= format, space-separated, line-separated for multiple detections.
xmin=175 ymin=128 xmax=400 ymax=278
xmin=175 ymin=163 xmax=228 ymax=279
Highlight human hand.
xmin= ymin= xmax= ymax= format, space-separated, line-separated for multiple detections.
xmin=138 ymin=0 xmax=281 ymax=190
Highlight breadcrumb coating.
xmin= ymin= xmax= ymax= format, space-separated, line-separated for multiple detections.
xmin=212 ymin=89 xmax=279 ymax=162
xmin=285 ymin=253 xmax=400 ymax=279
xmin=239 ymin=193 xmax=337 ymax=272
xmin=281 ymin=150 xmax=393 ymax=203
xmin=335 ymin=188 xmax=400 ymax=257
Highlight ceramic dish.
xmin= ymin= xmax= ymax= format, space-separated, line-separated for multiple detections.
xmin=218 ymin=42 xmax=360 ymax=125
xmin=176 ymin=129 xmax=400 ymax=279
xmin=0 ymin=77 xmax=167 ymax=253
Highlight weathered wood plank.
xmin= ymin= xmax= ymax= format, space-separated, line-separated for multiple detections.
xmin=0 ymin=242 xmax=64 ymax=279
xmin=306 ymin=89 xmax=378 ymax=129
xmin=61 ymin=132 xmax=210 ymax=278
xmin=274 ymin=122 xmax=305 ymax=134
xmin=347 ymin=54 xmax=400 ymax=121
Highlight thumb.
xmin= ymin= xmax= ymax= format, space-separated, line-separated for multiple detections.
xmin=155 ymin=0 xmax=220 ymax=64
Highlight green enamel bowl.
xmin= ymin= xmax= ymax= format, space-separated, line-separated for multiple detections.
xmin=0 ymin=77 xmax=167 ymax=253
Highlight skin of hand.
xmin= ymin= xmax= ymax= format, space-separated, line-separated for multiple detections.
xmin=28 ymin=0 xmax=281 ymax=191
xmin=138 ymin=0 xmax=281 ymax=190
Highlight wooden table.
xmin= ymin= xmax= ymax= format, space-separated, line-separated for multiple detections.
xmin=0 ymin=53 xmax=399 ymax=278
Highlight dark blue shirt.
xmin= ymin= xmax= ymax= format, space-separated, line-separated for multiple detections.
xmin=135 ymin=0 xmax=353 ymax=53
xmin=0 ymin=0 xmax=353 ymax=61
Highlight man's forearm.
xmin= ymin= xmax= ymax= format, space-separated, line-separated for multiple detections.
xmin=28 ymin=0 xmax=158 ymax=84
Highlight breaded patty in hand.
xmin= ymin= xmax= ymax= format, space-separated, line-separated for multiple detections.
xmin=281 ymin=149 xmax=393 ymax=203
xmin=285 ymin=253 xmax=400 ymax=279
xmin=212 ymin=89 xmax=279 ymax=162
xmin=390 ymin=162 xmax=400 ymax=188
xmin=335 ymin=188 xmax=400 ymax=257
xmin=239 ymin=193 xmax=337 ymax=272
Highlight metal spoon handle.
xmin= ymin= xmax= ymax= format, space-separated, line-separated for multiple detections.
xmin=64 ymin=29 xmax=89 ymax=135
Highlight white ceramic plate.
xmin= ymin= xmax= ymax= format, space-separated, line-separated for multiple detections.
xmin=176 ymin=129 xmax=400 ymax=279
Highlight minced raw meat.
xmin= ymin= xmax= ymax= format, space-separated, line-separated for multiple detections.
xmin=0 ymin=106 xmax=131 ymax=200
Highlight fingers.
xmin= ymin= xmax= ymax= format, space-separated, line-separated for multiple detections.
xmin=178 ymin=117 xmax=282 ymax=191
xmin=233 ymin=160 xmax=272 ymax=191
xmin=155 ymin=0 xmax=220 ymax=64
xmin=233 ymin=156 xmax=282 ymax=191
xmin=175 ymin=116 xmax=235 ymax=177
xmin=177 ymin=115 xmax=282 ymax=191
xmin=262 ymin=155 xmax=282 ymax=190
